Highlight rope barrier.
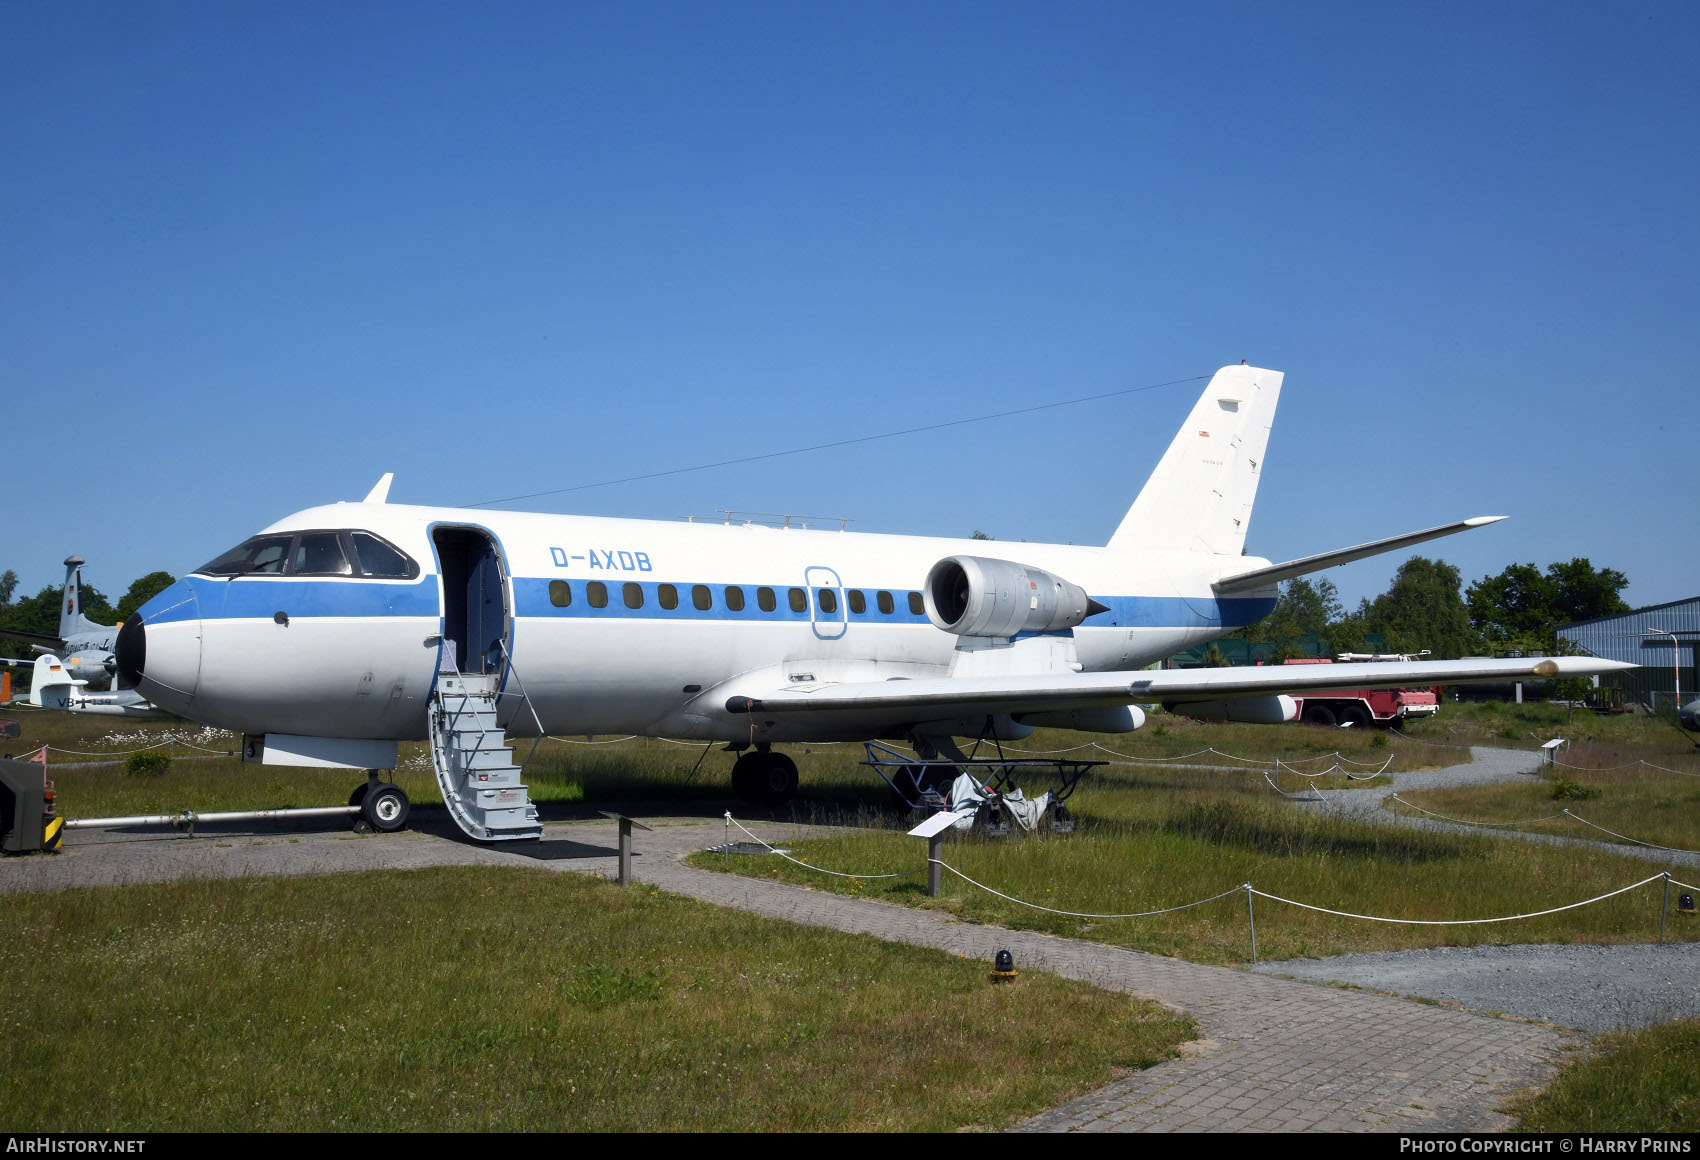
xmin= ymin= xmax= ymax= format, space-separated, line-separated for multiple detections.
xmin=1552 ymin=757 xmax=1700 ymax=778
xmin=1567 ymin=813 xmax=1700 ymax=855
xmin=1249 ymin=873 xmax=1669 ymax=926
xmin=1389 ymin=795 xmax=1700 ymax=853
xmin=43 ymin=740 xmax=175 ymax=757
xmin=722 ymin=814 xmax=918 ymax=880
xmin=715 ymin=819 xmax=1693 ymax=944
xmin=542 ymin=734 xmax=640 ymax=745
xmin=1388 ymin=795 xmax=1568 ymax=828
xmin=1264 ymin=772 xmax=1329 ymax=803
xmin=931 ymin=861 xmax=1247 ymax=919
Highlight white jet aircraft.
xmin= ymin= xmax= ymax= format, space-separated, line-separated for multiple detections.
xmin=114 ymin=365 xmax=1632 ymax=841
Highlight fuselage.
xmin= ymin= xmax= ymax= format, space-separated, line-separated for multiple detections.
xmin=121 ymin=500 xmax=1277 ymax=745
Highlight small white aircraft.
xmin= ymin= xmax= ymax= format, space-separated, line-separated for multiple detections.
xmin=115 ymin=365 xmax=1632 ymax=840
xmin=3 ymin=654 xmax=169 ymax=718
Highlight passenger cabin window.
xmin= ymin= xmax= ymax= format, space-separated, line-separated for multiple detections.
xmin=908 ymin=592 xmax=924 ymax=615
xmin=788 ymin=587 xmax=807 ymax=613
xmin=725 ymin=586 xmax=745 ymax=612
xmin=658 ymin=583 xmax=678 ymax=610
xmin=293 ymin=532 xmax=352 ymax=576
xmin=623 ymin=582 xmax=644 ymax=609
xmin=549 ymin=581 xmax=572 ymax=608
xmin=587 ymin=581 xmax=608 ymax=608
xmin=877 ymin=590 xmax=894 ymax=615
xmin=757 ymin=586 xmax=776 ymax=612
xmin=848 ymin=590 xmax=866 ymax=615
xmin=817 ymin=589 xmax=837 ymax=614
xmin=692 ymin=585 xmax=712 ymax=611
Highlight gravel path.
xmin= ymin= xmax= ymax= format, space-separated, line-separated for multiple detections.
xmin=1253 ymin=743 xmax=1700 ymax=1030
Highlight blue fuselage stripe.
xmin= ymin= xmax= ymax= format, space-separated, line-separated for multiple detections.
xmin=147 ymin=575 xmax=1275 ymax=633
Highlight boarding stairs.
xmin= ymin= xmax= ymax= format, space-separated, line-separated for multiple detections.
xmin=428 ymin=669 xmax=544 ymax=843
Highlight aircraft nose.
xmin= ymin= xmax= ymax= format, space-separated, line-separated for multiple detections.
xmin=122 ymin=578 xmax=203 ymax=714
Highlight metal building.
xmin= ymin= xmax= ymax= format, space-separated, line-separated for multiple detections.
xmin=1558 ymin=596 xmax=1700 ymax=712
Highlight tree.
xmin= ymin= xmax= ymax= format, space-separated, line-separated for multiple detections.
xmin=1364 ymin=556 xmax=1477 ymax=658
xmin=1467 ymin=558 xmax=1630 ymax=649
xmin=116 ymin=572 xmax=177 ymax=623
xmin=0 ymin=569 xmax=16 ymax=606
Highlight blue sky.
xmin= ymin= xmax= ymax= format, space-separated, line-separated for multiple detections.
xmin=5 ymin=2 xmax=1695 ymax=613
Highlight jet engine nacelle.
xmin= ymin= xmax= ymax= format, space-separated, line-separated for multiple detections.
xmin=1168 ymin=695 xmax=1298 ymax=725
xmin=923 ymin=555 xmax=1101 ymax=638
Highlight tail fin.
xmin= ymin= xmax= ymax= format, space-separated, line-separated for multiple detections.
xmin=1106 ymin=364 xmax=1283 ymax=556
xmin=29 ymin=654 xmax=85 ymax=709
xmin=59 ymin=555 xmax=106 ymax=639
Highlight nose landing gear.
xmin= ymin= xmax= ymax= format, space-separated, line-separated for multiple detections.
xmin=349 ymin=772 xmax=411 ymax=833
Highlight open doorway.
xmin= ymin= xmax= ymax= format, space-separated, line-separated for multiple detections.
xmin=432 ymin=526 xmax=510 ymax=677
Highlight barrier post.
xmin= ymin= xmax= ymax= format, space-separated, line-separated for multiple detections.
xmin=1661 ymin=873 xmax=1671 ymax=946
xmin=928 ymin=832 xmax=943 ymax=898
xmin=1246 ymin=884 xmax=1258 ymax=964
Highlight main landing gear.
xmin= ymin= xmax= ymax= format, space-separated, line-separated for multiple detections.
xmin=729 ymin=745 xmax=799 ymax=806
xmin=348 ymin=772 xmax=411 ymax=833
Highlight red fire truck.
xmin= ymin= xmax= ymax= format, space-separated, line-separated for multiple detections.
xmin=1282 ymin=654 xmax=1441 ymax=728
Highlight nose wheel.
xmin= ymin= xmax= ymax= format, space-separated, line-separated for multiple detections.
xmin=350 ymin=774 xmax=411 ymax=833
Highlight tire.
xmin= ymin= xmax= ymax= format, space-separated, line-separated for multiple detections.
xmin=1301 ymin=703 xmax=1338 ymax=727
xmin=1336 ymin=703 xmax=1371 ymax=729
xmin=361 ymin=784 xmax=411 ymax=832
xmin=754 ymin=752 xmax=799 ymax=806
xmin=348 ymin=784 xmax=370 ymax=808
xmin=730 ymin=752 xmax=760 ymax=801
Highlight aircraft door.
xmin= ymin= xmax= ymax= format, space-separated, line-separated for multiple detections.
xmin=805 ymin=566 xmax=847 ymax=641
xmin=431 ymin=526 xmax=512 ymax=678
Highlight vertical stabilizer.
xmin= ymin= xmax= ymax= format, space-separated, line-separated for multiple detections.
xmin=58 ymin=556 xmax=105 ymax=640
xmin=1106 ymin=364 xmax=1283 ymax=556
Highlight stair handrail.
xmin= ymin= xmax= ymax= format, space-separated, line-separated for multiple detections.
xmin=494 ymin=639 xmax=545 ymax=774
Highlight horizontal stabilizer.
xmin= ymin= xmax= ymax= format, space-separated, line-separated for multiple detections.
xmin=1212 ymin=517 xmax=1506 ymax=594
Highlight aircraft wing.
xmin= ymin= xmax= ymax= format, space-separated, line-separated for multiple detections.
xmin=726 ymin=656 xmax=1634 ymax=717
xmin=0 ymin=628 xmax=64 ymax=650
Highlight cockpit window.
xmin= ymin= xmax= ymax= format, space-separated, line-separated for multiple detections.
xmin=195 ymin=530 xmax=419 ymax=579
xmin=293 ymin=533 xmax=353 ymax=576
xmin=197 ymin=535 xmax=293 ymax=576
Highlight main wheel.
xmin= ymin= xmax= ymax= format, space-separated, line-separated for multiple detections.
xmin=361 ymin=784 xmax=411 ymax=832
xmin=1336 ymin=703 xmax=1371 ymax=729
xmin=752 ymin=752 xmax=798 ymax=806
xmin=730 ymin=752 xmax=761 ymax=801
xmin=1301 ymin=703 xmax=1338 ymax=727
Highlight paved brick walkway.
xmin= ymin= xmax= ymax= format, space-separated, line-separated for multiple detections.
xmin=2 ymin=809 xmax=1571 ymax=1133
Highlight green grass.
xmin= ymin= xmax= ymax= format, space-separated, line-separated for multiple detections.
xmin=1513 ymin=1019 xmax=1700 ymax=1132
xmin=0 ymin=867 xmax=1193 ymax=1132
xmin=692 ymin=762 xmax=1700 ymax=964
xmin=1390 ymin=762 xmax=1700 ymax=855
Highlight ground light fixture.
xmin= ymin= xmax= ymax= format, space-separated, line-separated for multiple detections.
xmin=991 ymin=949 xmax=1017 ymax=984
